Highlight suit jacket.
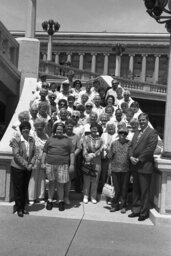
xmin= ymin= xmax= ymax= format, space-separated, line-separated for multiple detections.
xmin=11 ymin=136 xmax=36 ymax=170
xmin=129 ymin=126 xmax=158 ymax=174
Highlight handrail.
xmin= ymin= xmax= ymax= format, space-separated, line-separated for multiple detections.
xmin=39 ymin=60 xmax=100 ymax=80
xmin=115 ymin=77 xmax=167 ymax=95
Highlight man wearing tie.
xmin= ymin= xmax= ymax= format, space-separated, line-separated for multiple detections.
xmin=128 ymin=113 xmax=158 ymax=221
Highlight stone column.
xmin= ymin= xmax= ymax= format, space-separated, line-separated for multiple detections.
xmin=153 ymin=54 xmax=160 ymax=84
xmin=115 ymin=55 xmax=121 ymax=77
xmin=79 ymin=53 xmax=84 ymax=70
xmin=55 ymin=52 xmax=59 ymax=64
xmin=47 ymin=35 xmax=52 ymax=61
xmin=141 ymin=54 xmax=147 ymax=82
xmin=67 ymin=52 xmax=72 ymax=63
xmin=162 ymin=24 xmax=171 ymax=157
xmin=25 ymin=0 xmax=37 ymax=38
xmin=43 ymin=53 xmax=47 ymax=61
xmin=129 ymin=54 xmax=134 ymax=74
xmin=103 ymin=53 xmax=109 ymax=75
xmin=91 ymin=53 xmax=96 ymax=73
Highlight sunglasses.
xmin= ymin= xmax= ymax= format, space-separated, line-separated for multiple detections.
xmin=86 ymin=105 xmax=93 ymax=108
xmin=119 ymin=132 xmax=127 ymax=135
xmin=72 ymin=115 xmax=79 ymax=118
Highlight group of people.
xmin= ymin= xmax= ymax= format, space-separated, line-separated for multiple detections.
xmin=9 ymin=74 xmax=160 ymax=221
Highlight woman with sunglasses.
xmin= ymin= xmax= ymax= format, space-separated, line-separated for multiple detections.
xmin=108 ymin=126 xmax=131 ymax=214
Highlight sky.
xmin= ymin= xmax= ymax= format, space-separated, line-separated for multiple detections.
xmin=0 ymin=0 xmax=168 ymax=34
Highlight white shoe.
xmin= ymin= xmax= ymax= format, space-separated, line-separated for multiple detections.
xmin=91 ymin=198 xmax=97 ymax=204
xmin=83 ymin=196 xmax=88 ymax=204
xmin=29 ymin=201 xmax=35 ymax=206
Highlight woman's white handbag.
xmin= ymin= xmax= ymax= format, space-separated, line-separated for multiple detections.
xmin=102 ymin=176 xmax=115 ymax=199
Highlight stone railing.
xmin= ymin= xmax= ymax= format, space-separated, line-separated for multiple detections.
xmin=116 ymin=77 xmax=166 ymax=94
xmin=0 ymin=21 xmax=19 ymax=67
xmin=115 ymin=77 xmax=167 ymax=101
xmin=39 ymin=60 xmax=99 ymax=81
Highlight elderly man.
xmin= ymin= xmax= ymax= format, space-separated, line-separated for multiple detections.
xmin=105 ymin=79 xmax=120 ymax=100
xmin=92 ymin=94 xmax=104 ymax=119
xmin=128 ymin=113 xmax=158 ymax=221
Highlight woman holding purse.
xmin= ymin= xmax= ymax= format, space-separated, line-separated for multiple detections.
xmin=108 ymin=126 xmax=130 ymax=214
xmin=82 ymin=123 xmax=103 ymax=204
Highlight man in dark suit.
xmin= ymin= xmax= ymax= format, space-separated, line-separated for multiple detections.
xmin=128 ymin=113 xmax=158 ymax=221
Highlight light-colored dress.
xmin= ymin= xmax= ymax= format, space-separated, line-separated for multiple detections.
xmin=28 ymin=133 xmax=48 ymax=201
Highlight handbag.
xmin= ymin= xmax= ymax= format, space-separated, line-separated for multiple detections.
xmin=81 ymin=162 xmax=97 ymax=177
xmin=102 ymin=176 xmax=115 ymax=199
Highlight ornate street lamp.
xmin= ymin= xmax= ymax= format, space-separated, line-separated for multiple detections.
xmin=42 ymin=19 xmax=60 ymax=61
xmin=144 ymin=0 xmax=171 ymax=158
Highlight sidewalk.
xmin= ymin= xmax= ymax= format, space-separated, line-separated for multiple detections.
xmin=0 ymin=199 xmax=171 ymax=256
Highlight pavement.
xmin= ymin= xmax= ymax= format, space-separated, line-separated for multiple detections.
xmin=0 ymin=197 xmax=171 ymax=256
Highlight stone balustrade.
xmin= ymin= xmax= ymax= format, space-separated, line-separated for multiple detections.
xmin=39 ymin=60 xmax=100 ymax=81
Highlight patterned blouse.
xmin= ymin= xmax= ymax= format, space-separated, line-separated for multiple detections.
xmin=108 ymin=139 xmax=130 ymax=173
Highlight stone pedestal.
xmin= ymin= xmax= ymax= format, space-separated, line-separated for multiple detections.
xmin=0 ymin=153 xmax=13 ymax=201
xmin=150 ymin=156 xmax=171 ymax=226
xmin=0 ymin=37 xmax=40 ymax=202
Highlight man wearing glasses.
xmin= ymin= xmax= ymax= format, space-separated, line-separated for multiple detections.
xmin=105 ymin=79 xmax=120 ymax=101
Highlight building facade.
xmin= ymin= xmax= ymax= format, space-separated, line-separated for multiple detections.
xmin=12 ymin=31 xmax=169 ymax=137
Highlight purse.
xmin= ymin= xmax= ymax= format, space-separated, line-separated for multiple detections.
xmin=102 ymin=176 xmax=115 ymax=199
xmin=81 ymin=162 xmax=97 ymax=177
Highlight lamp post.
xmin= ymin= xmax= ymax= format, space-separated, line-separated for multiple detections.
xmin=112 ymin=43 xmax=125 ymax=76
xmin=42 ymin=19 xmax=60 ymax=61
xmin=143 ymin=0 xmax=171 ymax=158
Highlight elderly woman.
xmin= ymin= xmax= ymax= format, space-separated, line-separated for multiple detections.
xmin=99 ymin=113 xmax=110 ymax=132
xmin=28 ymin=118 xmax=48 ymax=204
xmin=72 ymin=79 xmax=82 ymax=100
xmin=99 ymin=122 xmax=117 ymax=193
xmin=76 ymin=104 xmax=87 ymax=125
xmin=82 ymin=123 xmax=103 ymax=204
xmin=42 ymin=122 xmax=75 ymax=211
xmin=11 ymin=111 xmax=32 ymax=143
xmin=10 ymin=121 xmax=36 ymax=217
xmin=48 ymin=92 xmax=57 ymax=114
xmin=108 ymin=126 xmax=131 ymax=214
xmin=84 ymin=111 xmax=101 ymax=136
xmin=67 ymin=95 xmax=75 ymax=115
xmin=65 ymin=119 xmax=82 ymax=198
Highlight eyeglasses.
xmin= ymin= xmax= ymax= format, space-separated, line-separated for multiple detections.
xmin=72 ymin=115 xmax=79 ymax=118
xmin=119 ymin=132 xmax=127 ymax=135
xmin=86 ymin=105 xmax=93 ymax=108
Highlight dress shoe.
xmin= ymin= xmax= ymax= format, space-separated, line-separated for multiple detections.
xmin=128 ymin=212 xmax=140 ymax=218
xmin=17 ymin=211 xmax=24 ymax=217
xmin=110 ymin=206 xmax=119 ymax=212
xmin=120 ymin=208 xmax=126 ymax=214
xmin=58 ymin=201 xmax=65 ymax=211
xmin=138 ymin=215 xmax=149 ymax=221
xmin=23 ymin=209 xmax=29 ymax=215
xmin=46 ymin=201 xmax=53 ymax=210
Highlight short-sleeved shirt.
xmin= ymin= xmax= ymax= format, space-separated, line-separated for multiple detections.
xmin=108 ymin=139 xmax=130 ymax=173
xmin=43 ymin=135 xmax=74 ymax=165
